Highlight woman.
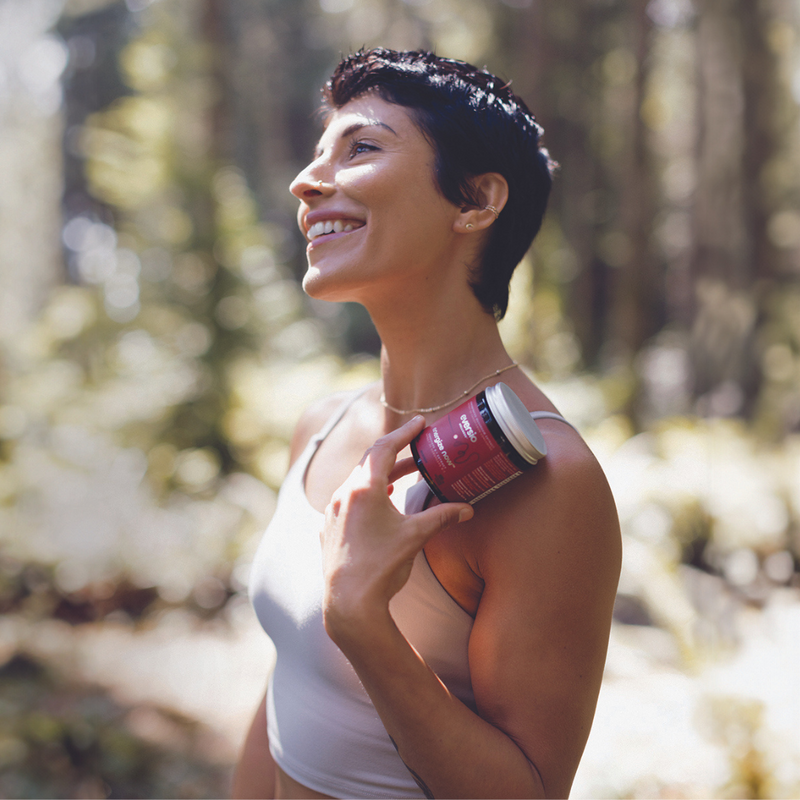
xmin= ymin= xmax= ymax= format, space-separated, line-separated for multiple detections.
xmin=233 ymin=49 xmax=621 ymax=799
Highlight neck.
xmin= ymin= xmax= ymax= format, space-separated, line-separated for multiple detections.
xmin=367 ymin=286 xmax=514 ymax=423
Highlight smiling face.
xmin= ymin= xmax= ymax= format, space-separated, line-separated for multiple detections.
xmin=290 ymin=94 xmax=466 ymax=307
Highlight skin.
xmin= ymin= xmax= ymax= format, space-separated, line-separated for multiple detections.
xmin=232 ymin=94 xmax=622 ymax=800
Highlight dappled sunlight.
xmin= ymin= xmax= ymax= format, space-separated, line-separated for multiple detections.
xmin=2 ymin=0 xmax=800 ymax=796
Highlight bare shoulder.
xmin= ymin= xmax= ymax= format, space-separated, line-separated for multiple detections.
xmin=476 ymin=419 xmax=621 ymax=587
xmin=288 ymin=388 xmax=367 ymax=468
xmin=530 ymin=420 xmax=619 ymax=548
xmin=473 ymin=372 xmax=621 ymax=579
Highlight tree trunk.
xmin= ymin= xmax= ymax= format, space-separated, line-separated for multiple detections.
xmin=607 ymin=1 xmax=663 ymax=361
xmin=689 ymin=0 xmax=781 ymax=415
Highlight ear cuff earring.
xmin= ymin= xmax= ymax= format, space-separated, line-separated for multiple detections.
xmin=465 ymin=206 xmax=500 ymax=230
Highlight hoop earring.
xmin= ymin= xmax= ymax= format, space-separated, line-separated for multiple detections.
xmin=484 ymin=205 xmax=500 ymax=220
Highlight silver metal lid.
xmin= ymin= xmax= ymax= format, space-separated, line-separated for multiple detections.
xmin=485 ymin=382 xmax=547 ymax=464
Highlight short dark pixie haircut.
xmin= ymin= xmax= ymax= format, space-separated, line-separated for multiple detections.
xmin=323 ymin=48 xmax=555 ymax=319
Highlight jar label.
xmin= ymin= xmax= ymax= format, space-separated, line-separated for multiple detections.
xmin=413 ymin=395 xmax=522 ymax=503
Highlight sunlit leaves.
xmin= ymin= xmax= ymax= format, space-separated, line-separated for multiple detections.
xmin=119 ymin=31 xmax=176 ymax=92
xmin=81 ymin=97 xmax=173 ymax=209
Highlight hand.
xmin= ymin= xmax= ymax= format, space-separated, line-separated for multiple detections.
xmin=320 ymin=415 xmax=473 ymax=637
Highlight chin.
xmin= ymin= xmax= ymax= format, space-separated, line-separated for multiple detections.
xmin=302 ymin=266 xmax=357 ymax=304
xmin=302 ymin=267 xmax=336 ymax=300
xmin=301 ymin=266 xmax=319 ymax=295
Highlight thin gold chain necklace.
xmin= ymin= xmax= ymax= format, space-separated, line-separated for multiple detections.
xmin=379 ymin=362 xmax=519 ymax=415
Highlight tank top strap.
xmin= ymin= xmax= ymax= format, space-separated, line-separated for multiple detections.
xmin=311 ymin=385 xmax=372 ymax=447
xmin=529 ymin=410 xmax=579 ymax=433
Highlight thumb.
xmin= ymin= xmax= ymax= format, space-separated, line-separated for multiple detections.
xmin=411 ymin=502 xmax=474 ymax=542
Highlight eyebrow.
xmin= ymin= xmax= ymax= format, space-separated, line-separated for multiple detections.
xmin=314 ymin=120 xmax=399 ymax=158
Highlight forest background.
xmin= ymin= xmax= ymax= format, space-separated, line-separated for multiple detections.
xmin=1 ymin=0 xmax=800 ymax=797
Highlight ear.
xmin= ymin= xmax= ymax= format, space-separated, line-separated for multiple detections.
xmin=454 ymin=172 xmax=510 ymax=234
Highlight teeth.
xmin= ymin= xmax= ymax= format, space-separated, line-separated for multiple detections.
xmin=308 ymin=219 xmax=360 ymax=240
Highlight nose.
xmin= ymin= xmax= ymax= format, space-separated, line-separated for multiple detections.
xmin=290 ymin=163 xmax=332 ymax=200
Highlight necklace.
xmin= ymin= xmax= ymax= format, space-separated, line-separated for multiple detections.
xmin=380 ymin=362 xmax=519 ymax=415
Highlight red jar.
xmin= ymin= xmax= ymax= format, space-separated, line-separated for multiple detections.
xmin=410 ymin=382 xmax=547 ymax=504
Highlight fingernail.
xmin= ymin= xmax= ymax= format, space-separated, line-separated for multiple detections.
xmin=413 ymin=414 xmax=425 ymax=424
xmin=458 ymin=508 xmax=473 ymax=523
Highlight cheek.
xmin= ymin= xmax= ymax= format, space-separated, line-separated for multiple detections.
xmin=338 ymin=163 xmax=380 ymax=194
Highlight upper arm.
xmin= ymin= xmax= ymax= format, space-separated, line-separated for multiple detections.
xmin=467 ymin=439 xmax=621 ymax=798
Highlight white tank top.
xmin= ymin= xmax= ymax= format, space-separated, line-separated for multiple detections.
xmin=249 ymin=391 xmax=475 ymax=799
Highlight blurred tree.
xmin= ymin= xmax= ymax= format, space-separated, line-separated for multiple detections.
xmin=0 ymin=0 xmax=68 ymax=347
xmin=507 ymin=0 xmax=800 ymax=429
xmin=512 ymin=2 xmax=665 ymax=395
xmin=689 ymin=0 xmax=800 ymax=428
xmin=690 ymin=0 xmax=764 ymax=416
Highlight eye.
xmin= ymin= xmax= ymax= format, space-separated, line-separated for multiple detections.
xmin=349 ymin=140 xmax=378 ymax=157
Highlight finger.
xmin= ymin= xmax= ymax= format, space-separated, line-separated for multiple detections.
xmin=387 ymin=455 xmax=418 ymax=486
xmin=408 ymin=502 xmax=474 ymax=544
xmin=358 ymin=415 xmax=426 ymax=467
xmin=358 ymin=415 xmax=427 ymax=477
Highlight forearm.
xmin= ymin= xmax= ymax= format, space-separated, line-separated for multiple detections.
xmin=326 ymin=607 xmax=545 ymax=800
xmin=231 ymin=693 xmax=276 ymax=800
